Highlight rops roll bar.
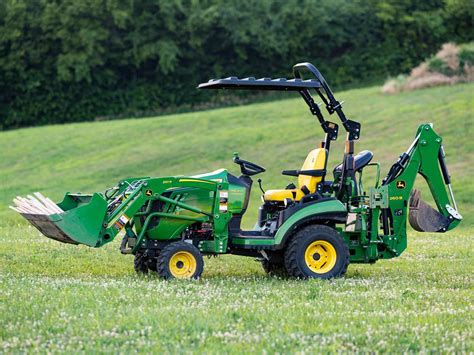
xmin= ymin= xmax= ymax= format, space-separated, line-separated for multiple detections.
xmin=293 ymin=62 xmax=361 ymax=141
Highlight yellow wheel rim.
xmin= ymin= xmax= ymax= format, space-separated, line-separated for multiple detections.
xmin=304 ymin=240 xmax=337 ymax=274
xmin=169 ymin=251 xmax=197 ymax=279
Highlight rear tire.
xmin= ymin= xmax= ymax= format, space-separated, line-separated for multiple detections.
xmin=261 ymin=259 xmax=288 ymax=277
xmin=147 ymin=257 xmax=158 ymax=272
xmin=157 ymin=241 xmax=204 ymax=279
xmin=284 ymin=225 xmax=349 ymax=279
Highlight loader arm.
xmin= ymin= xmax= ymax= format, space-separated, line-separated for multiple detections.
xmin=377 ymin=124 xmax=462 ymax=256
xmin=97 ymin=177 xmax=219 ymax=249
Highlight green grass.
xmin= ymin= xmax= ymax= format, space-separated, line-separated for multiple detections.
xmin=1 ymin=83 xmax=473 ymax=352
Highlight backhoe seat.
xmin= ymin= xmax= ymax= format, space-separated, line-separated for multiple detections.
xmin=333 ymin=150 xmax=373 ymax=179
xmin=264 ymin=148 xmax=327 ymax=202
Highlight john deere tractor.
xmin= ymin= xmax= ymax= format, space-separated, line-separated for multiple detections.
xmin=12 ymin=63 xmax=462 ymax=279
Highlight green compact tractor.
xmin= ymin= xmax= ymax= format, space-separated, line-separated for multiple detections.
xmin=12 ymin=63 xmax=462 ymax=279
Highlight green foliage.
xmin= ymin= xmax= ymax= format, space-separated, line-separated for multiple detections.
xmin=459 ymin=43 xmax=474 ymax=67
xmin=0 ymin=0 xmax=472 ymax=129
xmin=426 ymin=42 xmax=474 ymax=76
xmin=428 ymin=57 xmax=453 ymax=75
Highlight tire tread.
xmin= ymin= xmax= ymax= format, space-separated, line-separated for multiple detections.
xmin=157 ymin=241 xmax=204 ymax=279
xmin=284 ymin=224 xmax=349 ymax=279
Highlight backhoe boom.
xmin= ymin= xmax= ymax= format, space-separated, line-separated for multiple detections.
xmin=376 ymin=124 xmax=462 ymax=257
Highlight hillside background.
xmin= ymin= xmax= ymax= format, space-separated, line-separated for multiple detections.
xmin=1 ymin=83 xmax=472 ymax=228
xmin=0 ymin=0 xmax=472 ymax=129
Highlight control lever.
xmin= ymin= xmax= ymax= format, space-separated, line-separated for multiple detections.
xmin=257 ymin=178 xmax=265 ymax=194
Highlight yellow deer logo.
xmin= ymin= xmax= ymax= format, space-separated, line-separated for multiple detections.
xmin=396 ymin=180 xmax=406 ymax=189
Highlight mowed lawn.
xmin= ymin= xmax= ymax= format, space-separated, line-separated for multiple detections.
xmin=0 ymin=83 xmax=473 ymax=352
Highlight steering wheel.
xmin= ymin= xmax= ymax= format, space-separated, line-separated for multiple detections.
xmin=233 ymin=155 xmax=266 ymax=176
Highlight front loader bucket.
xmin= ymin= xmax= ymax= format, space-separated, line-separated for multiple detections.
xmin=409 ymin=189 xmax=450 ymax=232
xmin=13 ymin=193 xmax=108 ymax=247
xmin=21 ymin=213 xmax=80 ymax=244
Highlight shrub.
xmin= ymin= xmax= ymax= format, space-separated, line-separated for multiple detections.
xmin=382 ymin=42 xmax=474 ymax=93
xmin=0 ymin=0 xmax=472 ymax=129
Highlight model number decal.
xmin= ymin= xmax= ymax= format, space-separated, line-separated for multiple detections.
xmin=389 ymin=196 xmax=403 ymax=200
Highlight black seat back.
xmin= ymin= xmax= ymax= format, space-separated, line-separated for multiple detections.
xmin=333 ymin=150 xmax=373 ymax=179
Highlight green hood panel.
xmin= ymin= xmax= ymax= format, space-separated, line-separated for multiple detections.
xmin=192 ymin=169 xmax=229 ymax=182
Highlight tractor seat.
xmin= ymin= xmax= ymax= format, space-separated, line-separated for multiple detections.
xmin=333 ymin=150 xmax=373 ymax=178
xmin=264 ymin=148 xmax=327 ymax=202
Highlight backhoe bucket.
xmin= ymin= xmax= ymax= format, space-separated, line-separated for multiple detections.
xmin=14 ymin=193 xmax=108 ymax=247
xmin=409 ymin=189 xmax=450 ymax=232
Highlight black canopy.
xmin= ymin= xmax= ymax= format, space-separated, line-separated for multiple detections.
xmin=198 ymin=77 xmax=322 ymax=91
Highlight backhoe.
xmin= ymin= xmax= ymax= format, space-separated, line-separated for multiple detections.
xmin=12 ymin=63 xmax=462 ymax=279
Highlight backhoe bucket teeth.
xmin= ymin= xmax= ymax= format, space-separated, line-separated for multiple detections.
xmin=14 ymin=193 xmax=108 ymax=247
xmin=409 ymin=189 xmax=450 ymax=232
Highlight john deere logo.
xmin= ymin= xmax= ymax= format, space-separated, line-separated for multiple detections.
xmin=145 ymin=189 xmax=153 ymax=196
xmin=396 ymin=181 xmax=406 ymax=189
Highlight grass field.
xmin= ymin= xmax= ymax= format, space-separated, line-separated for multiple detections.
xmin=1 ymin=83 xmax=473 ymax=352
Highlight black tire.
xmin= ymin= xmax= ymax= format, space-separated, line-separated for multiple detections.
xmin=284 ymin=224 xmax=349 ymax=279
xmin=157 ymin=241 xmax=204 ymax=279
xmin=147 ymin=257 xmax=158 ymax=272
xmin=134 ymin=252 xmax=149 ymax=274
xmin=261 ymin=259 xmax=288 ymax=277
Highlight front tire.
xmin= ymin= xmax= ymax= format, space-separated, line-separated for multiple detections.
xmin=157 ymin=241 xmax=204 ymax=279
xmin=134 ymin=252 xmax=149 ymax=274
xmin=284 ymin=225 xmax=349 ymax=279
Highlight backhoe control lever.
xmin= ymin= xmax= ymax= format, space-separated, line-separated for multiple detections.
xmin=382 ymin=153 xmax=410 ymax=185
xmin=257 ymin=178 xmax=265 ymax=194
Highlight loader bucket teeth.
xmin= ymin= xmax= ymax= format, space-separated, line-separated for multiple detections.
xmin=409 ymin=189 xmax=450 ymax=232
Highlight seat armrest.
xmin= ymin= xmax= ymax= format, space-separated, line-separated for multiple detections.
xmin=281 ymin=170 xmax=299 ymax=177
xmin=282 ymin=169 xmax=326 ymax=177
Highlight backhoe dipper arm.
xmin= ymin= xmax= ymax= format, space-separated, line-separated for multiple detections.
xmin=380 ymin=124 xmax=461 ymax=254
